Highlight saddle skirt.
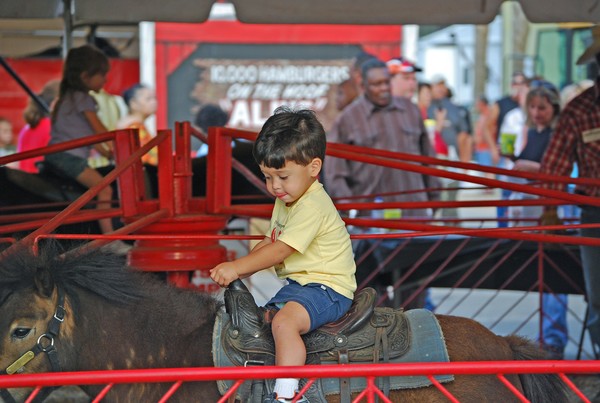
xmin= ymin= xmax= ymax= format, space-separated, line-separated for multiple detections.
xmin=212 ymin=281 xmax=453 ymax=402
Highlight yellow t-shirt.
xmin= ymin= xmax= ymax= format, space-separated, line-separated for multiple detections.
xmin=267 ymin=181 xmax=356 ymax=299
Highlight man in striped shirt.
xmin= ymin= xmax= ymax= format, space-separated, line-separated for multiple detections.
xmin=539 ymin=28 xmax=600 ymax=353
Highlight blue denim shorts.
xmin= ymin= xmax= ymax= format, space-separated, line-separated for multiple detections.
xmin=45 ymin=152 xmax=88 ymax=179
xmin=265 ymin=279 xmax=352 ymax=332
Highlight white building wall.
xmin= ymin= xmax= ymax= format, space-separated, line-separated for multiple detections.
xmin=417 ymin=16 xmax=503 ymax=107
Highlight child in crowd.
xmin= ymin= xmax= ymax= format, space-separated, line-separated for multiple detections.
xmin=210 ymin=107 xmax=356 ymax=403
xmin=17 ymin=79 xmax=60 ymax=173
xmin=0 ymin=117 xmax=16 ymax=158
xmin=117 ymin=83 xmax=158 ymax=165
xmin=194 ymin=103 xmax=229 ymax=157
xmin=45 ymin=44 xmax=129 ymax=253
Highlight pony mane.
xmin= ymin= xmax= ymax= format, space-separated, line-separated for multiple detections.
xmin=0 ymin=242 xmax=221 ymax=328
xmin=1 ymin=243 xmax=154 ymax=306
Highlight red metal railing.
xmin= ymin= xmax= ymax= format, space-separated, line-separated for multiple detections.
xmin=0 ymin=128 xmax=170 ymax=243
xmin=1 ymin=361 xmax=599 ymax=403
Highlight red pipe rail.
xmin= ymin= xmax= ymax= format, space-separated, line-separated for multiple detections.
xmin=1 ymin=361 xmax=598 ymax=403
xmin=328 ymin=141 xmax=600 ymax=192
xmin=207 ymin=128 xmax=600 ymax=239
xmin=215 ymin=126 xmax=600 ymax=206
xmin=190 ymin=125 xmax=269 ymax=196
xmin=0 ymin=128 xmax=169 ymax=250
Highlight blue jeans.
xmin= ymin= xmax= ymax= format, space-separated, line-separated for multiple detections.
xmin=541 ymin=293 xmax=568 ymax=351
xmin=580 ymin=206 xmax=600 ymax=349
xmin=474 ymin=150 xmax=493 ymax=167
xmin=497 ymin=188 xmax=512 ymax=228
xmin=266 ymin=279 xmax=352 ymax=332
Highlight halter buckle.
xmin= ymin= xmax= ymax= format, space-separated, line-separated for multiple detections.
xmin=53 ymin=307 xmax=65 ymax=322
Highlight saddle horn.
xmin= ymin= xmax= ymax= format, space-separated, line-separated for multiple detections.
xmin=228 ymin=279 xmax=249 ymax=292
xmin=224 ymin=279 xmax=268 ymax=336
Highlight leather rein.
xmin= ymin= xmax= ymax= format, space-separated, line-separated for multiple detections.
xmin=0 ymin=288 xmax=66 ymax=403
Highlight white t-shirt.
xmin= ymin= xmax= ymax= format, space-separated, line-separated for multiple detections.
xmin=499 ymin=107 xmax=527 ymax=169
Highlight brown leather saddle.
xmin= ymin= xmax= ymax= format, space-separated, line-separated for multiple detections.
xmin=218 ymin=280 xmax=411 ymax=402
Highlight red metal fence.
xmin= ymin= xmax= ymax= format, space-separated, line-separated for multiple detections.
xmin=1 ymin=361 xmax=600 ymax=402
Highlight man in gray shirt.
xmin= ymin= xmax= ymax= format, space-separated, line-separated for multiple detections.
xmin=325 ymin=58 xmax=439 ymax=218
xmin=325 ymin=58 xmax=440 ymax=308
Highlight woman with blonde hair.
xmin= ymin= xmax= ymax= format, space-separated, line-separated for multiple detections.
xmin=508 ymin=81 xmax=567 ymax=359
xmin=511 ymin=82 xmax=561 ymax=174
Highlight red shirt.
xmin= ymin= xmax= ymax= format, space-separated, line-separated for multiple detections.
xmin=16 ymin=117 xmax=51 ymax=173
xmin=539 ymin=80 xmax=600 ymax=198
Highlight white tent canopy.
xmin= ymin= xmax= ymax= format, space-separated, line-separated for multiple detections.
xmin=1 ymin=0 xmax=599 ymax=24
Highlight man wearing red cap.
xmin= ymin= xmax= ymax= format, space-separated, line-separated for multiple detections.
xmin=386 ymin=57 xmax=422 ymax=100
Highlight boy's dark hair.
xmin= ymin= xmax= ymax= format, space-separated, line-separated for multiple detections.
xmin=253 ymin=106 xmax=326 ymax=169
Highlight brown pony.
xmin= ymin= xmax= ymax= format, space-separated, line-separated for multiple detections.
xmin=0 ymin=245 xmax=569 ymax=402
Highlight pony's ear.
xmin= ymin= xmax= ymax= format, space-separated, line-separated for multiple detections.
xmin=34 ymin=267 xmax=55 ymax=298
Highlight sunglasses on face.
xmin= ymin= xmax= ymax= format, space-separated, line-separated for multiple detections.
xmin=529 ymin=79 xmax=557 ymax=92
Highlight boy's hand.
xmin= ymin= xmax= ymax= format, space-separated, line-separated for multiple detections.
xmin=210 ymin=262 xmax=240 ymax=287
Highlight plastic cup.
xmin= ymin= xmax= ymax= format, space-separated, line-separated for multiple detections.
xmin=500 ymin=132 xmax=517 ymax=155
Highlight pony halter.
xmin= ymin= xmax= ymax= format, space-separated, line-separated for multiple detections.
xmin=1 ymin=287 xmax=66 ymax=403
